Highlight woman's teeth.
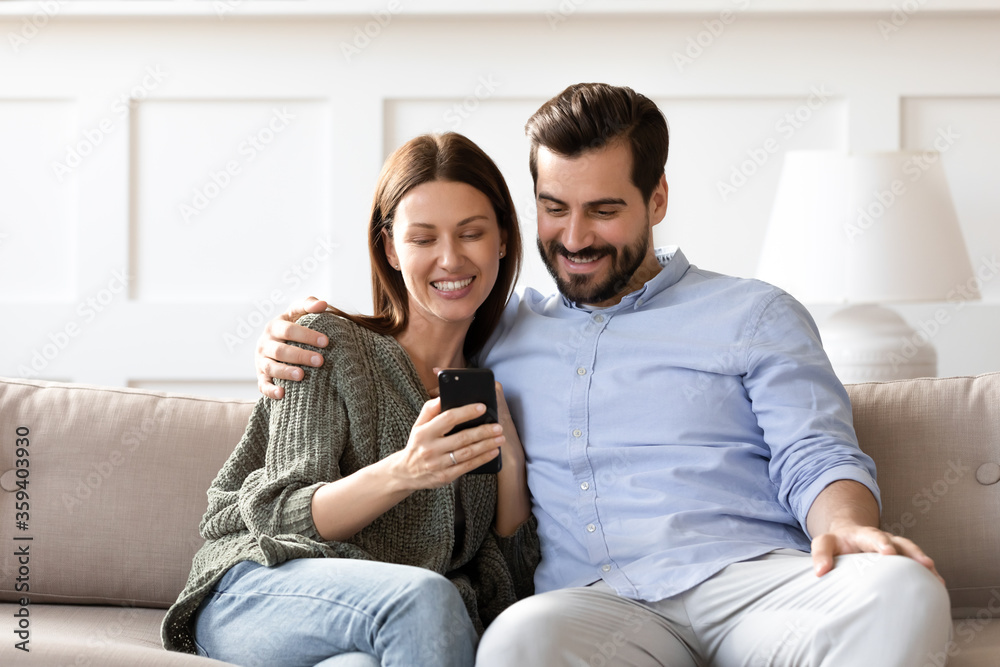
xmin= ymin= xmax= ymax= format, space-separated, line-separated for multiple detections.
xmin=432 ymin=277 xmax=474 ymax=292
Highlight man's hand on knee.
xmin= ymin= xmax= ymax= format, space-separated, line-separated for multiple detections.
xmin=806 ymin=479 xmax=944 ymax=585
xmin=810 ymin=526 xmax=944 ymax=585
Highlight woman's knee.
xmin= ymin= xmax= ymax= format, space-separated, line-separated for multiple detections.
xmin=374 ymin=569 xmax=476 ymax=664
xmin=384 ymin=569 xmax=472 ymax=630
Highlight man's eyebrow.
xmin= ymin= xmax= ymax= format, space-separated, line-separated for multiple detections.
xmin=407 ymin=216 xmax=489 ymax=230
xmin=537 ymin=193 xmax=627 ymax=208
xmin=585 ymin=197 xmax=627 ymax=208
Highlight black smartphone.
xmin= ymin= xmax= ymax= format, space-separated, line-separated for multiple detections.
xmin=437 ymin=368 xmax=502 ymax=474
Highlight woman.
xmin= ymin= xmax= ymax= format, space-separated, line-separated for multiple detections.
xmin=161 ymin=133 xmax=538 ymax=667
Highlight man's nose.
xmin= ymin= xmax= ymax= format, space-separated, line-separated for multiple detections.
xmin=562 ymin=211 xmax=594 ymax=252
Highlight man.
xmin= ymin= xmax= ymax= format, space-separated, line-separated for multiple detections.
xmin=254 ymin=83 xmax=950 ymax=665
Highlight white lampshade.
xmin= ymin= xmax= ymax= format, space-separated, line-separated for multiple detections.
xmin=757 ymin=150 xmax=979 ymax=383
xmin=757 ymin=150 xmax=979 ymax=304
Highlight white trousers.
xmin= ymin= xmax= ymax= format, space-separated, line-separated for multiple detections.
xmin=476 ymin=549 xmax=952 ymax=667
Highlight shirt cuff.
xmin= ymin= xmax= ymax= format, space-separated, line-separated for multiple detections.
xmin=796 ymin=465 xmax=881 ymax=540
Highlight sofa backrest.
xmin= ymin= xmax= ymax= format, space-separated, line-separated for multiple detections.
xmin=0 ymin=378 xmax=254 ymax=608
xmin=846 ymin=372 xmax=1000 ymax=617
xmin=2 ymin=373 xmax=999 ymax=614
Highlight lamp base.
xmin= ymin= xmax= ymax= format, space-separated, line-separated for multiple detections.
xmin=821 ymin=304 xmax=937 ymax=385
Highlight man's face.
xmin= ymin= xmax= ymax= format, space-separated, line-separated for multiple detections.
xmin=534 ymin=141 xmax=667 ymax=307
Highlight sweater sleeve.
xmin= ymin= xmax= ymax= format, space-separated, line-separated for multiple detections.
xmin=202 ymin=313 xmax=350 ymax=545
xmin=199 ymin=396 xmax=271 ymax=540
xmin=493 ymin=514 xmax=540 ymax=600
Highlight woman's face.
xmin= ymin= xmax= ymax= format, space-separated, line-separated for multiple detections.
xmin=384 ymin=179 xmax=506 ymax=332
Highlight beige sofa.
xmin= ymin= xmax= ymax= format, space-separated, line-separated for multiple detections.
xmin=1 ymin=374 xmax=999 ymax=666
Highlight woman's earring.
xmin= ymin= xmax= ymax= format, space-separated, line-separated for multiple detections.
xmin=499 ymin=250 xmax=505 ymax=258
xmin=394 ymin=264 xmax=400 ymax=270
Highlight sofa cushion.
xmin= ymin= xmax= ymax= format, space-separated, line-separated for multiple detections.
xmin=0 ymin=603 xmax=236 ymax=666
xmin=846 ymin=372 xmax=1000 ymax=616
xmin=0 ymin=378 xmax=254 ymax=608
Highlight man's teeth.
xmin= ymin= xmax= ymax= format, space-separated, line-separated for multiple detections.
xmin=432 ymin=277 xmax=474 ymax=292
xmin=567 ymin=254 xmax=599 ymax=264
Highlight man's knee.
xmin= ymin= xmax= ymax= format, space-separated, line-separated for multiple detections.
xmin=849 ymin=554 xmax=951 ymax=639
xmin=478 ymin=592 xmax=575 ymax=660
xmin=865 ymin=555 xmax=948 ymax=609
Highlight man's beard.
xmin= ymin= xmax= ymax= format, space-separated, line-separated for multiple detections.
xmin=537 ymin=231 xmax=649 ymax=305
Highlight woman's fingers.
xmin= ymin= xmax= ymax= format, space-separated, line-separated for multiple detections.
xmin=447 ymin=432 xmax=504 ymax=465
xmin=414 ymin=398 xmax=443 ymax=427
xmin=445 ymin=420 xmax=503 ymax=447
xmin=433 ymin=402 xmax=486 ymax=433
xmin=450 ymin=445 xmax=501 ymax=473
xmin=403 ymin=400 xmax=505 ymax=488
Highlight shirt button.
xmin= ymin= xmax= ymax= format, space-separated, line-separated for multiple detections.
xmin=586 ymin=524 xmax=596 ymax=533
xmin=580 ymin=482 xmax=590 ymax=490
xmin=594 ymin=314 xmax=604 ymax=323
xmin=572 ymin=429 xmax=582 ymax=438
xmin=601 ymin=564 xmax=611 ymax=572
xmin=636 ymin=299 xmax=644 ymax=307
xmin=577 ymin=367 xmax=587 ymax=375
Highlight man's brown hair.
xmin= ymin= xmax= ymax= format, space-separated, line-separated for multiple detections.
xmin=525 ymin=83 xmax=669 ymax=203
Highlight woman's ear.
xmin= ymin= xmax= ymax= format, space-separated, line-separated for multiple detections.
xmin=382 ymin=227 xmax=399 ymax=269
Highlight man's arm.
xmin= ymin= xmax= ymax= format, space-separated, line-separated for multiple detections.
xmin=806 ymin=479 xmax=943 ymax=582
xmin=742 ymin=291 xmax=943 ymax=582
xmin=255 ymin=297 xmax=329 ymax=399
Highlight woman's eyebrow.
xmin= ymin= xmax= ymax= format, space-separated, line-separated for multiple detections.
xmin=408 ymin=216 xmax=490 ymax=229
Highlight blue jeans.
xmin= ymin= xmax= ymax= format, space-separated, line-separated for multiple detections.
xmin=193 ymin=559 xmax=478 ymax=667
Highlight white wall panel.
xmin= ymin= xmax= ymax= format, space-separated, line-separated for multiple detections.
xmin=0 ymin=9 xmax=998 ymax=387
xmin=130 ymin=99 xmax=334 ymax=302
xmin=0 ymin=100 xmax=77 ymax=300
xmin=659 ymin=96 xmax=848 ymax=279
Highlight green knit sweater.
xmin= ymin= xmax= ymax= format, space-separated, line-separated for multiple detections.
xmin=161 ymin=313 xmax=539 ymax=654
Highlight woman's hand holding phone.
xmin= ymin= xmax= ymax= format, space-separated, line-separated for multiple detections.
xmin=389 ymin=398 xmax=504 ymax=491
xmin=310 ymin=398 xmax=502 ymax=542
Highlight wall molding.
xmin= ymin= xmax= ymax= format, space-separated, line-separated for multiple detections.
xmin=3 ymin=0 xmax=1000 ymax=19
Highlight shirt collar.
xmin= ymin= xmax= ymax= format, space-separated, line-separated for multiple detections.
xmin=563 ymin=246 xmax=689 ymax=312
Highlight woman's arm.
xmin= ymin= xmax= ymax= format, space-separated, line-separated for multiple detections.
xmin=310 ymin=398 xmax=506 ymax=541
xmin=493 ymin=383 xmax=531 ymax=536
xmin=242 ymin=312 xmax=510 ymax=543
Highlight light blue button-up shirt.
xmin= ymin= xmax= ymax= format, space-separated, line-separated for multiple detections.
xmin=480 ymin=247 xmax=879 ymax=602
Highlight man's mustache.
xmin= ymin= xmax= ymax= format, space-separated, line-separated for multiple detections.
xmin=547 ymin=242 xmax=617 ymax=263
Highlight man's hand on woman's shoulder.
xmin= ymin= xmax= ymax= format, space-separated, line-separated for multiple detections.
xmin=256 ymin=296 xmax=330 ymax=399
